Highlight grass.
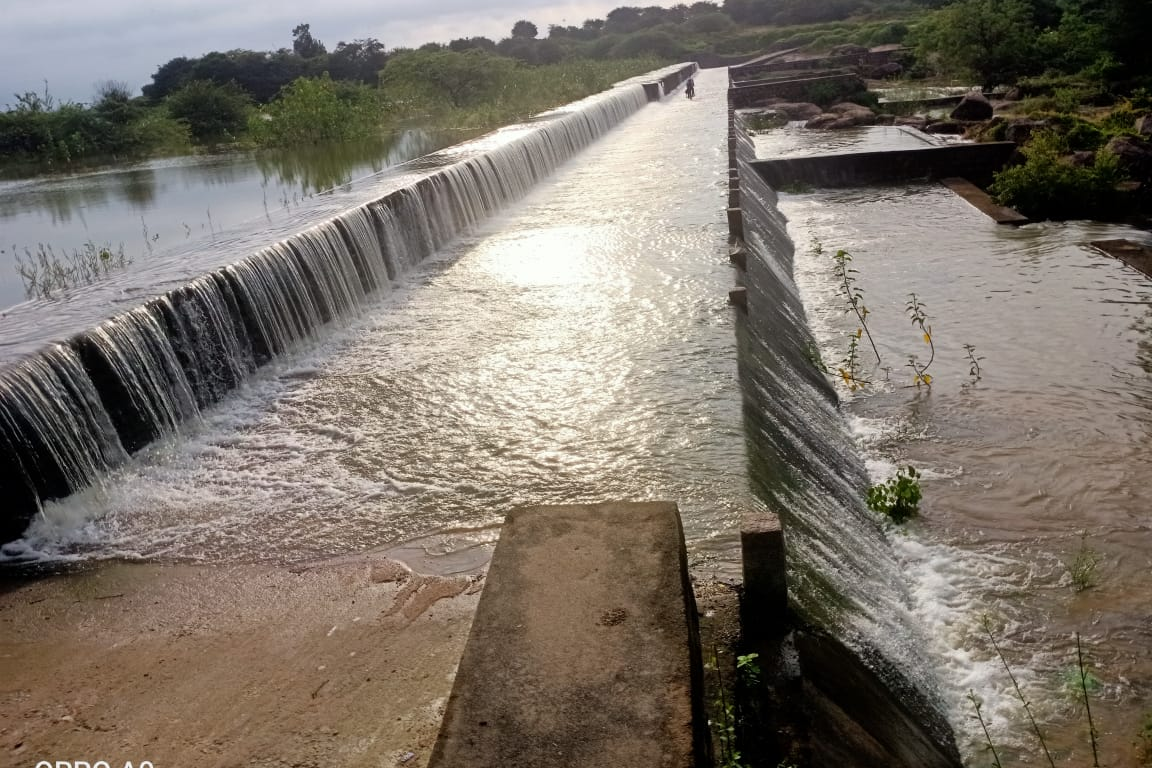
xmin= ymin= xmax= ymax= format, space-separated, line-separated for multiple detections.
xmin=13 ymin=241 xmax=130 ymax=299
xmin=1067 ymin=531 xmax=1101 ymax=592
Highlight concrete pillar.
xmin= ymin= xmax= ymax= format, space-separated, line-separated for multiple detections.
xmin=729 ymin=248 xmax=747 ymax=271
xmin=740 ymin=511 xmax=787 ymax=641
xmin=728 ymin=287 xmax=747 ymax=310
xmin=727 ymin=207 xmax=743 ymax=240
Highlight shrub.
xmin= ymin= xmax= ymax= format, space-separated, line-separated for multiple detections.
xmin=166 ymin=80 xmax=251 ymax=142
xmin=866 ymin=466 xmax=922 ymax=524
xmin=249 ymin=75 xmax=384 ymax=146
xmin=990 ymin=129 xmax=1126 ymax=219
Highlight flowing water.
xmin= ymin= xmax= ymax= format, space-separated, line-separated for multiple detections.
xmin=772 ymin=176 xmax=1152 ymax=764
xmin=1 ymin=68 xmax=751 ymax=577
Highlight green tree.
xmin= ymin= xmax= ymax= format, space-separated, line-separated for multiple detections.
xmin=915 ymin=0 xmax=1038 ymax=87
xmin=249 ymin=74 xmax=381 ymax=146
xmin=511 ymin=19 xmax=538 ymax=38
xmin=292 ymin=23 xmax=328 ymax=59
xmin=166 ymin=80 xmax=251 ymax=141
xmin=328 ymin=38 xmax=388 ymax=83
xmin=380 ymin=49 xmax=515 ymax=108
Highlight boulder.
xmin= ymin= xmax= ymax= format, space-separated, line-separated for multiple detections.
xmin=771 ymin=102 xmax=823 ymax=120
xmin=1003 ymin=87 xmax=1023 ymax=102
xmin=875 ymin=114 xmax=896 ymax=126
xmin=805 ymin=113 xmax=841 ymax=129
xmin=950 ymin=91 xmax=993 ymax=121
xmin=1105 ymin=135 xmax=1152 ymax=181
xmin=829 ymin=102 xmax=878 ymax=125
xmin=1004 ymin=118 xmax=1047 ymax=144
xmin=866 ymin=62 xmax=904 ymax=79
xmin=926 ymin=121 xmax=965 ymax=135
xmin=1061 ymin=151 xmax=1097 ymax=168
xmin=1136 ymin=115 xmax=1152 ymax=137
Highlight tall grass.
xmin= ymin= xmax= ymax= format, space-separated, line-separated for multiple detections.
xmin=14 ymin=241 xmax=131 ymax=299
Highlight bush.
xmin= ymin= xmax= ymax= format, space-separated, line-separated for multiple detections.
xmin=166 ymin=80 xmax=251 ymax=142
xmin=609 ymin=30 xmax=687 ymax=60
xmin=249 ymin=75 xmax=384 ymax=147
xmin=990 ymin=130 xmax=1126 ymax=220
xmin=866 ymin=466 xmax=922 ymax=525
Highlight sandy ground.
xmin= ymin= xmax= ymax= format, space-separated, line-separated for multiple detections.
xmin=0 ymin=555 xmax=483 ymax=768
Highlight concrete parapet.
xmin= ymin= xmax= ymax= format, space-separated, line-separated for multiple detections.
xmin=750 ymin=142 xmax=1018 ymax=190
xmin=428 ymin=502 xmax=709 ymax=768
xmin=941 ymin=177 xmax=1028 ymax=224
xmin=729 ymin=73 xmax=866 ymax=109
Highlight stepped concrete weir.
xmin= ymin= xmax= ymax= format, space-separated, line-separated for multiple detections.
xmin=428 ymin=502 xmax=709 ymax=768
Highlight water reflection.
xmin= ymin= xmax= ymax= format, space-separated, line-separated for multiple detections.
xmin=0 ymin=128 xmax=474 ymax=309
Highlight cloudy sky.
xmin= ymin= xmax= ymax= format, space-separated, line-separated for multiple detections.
xmin=0 ymin=0 xmax=625 ymax=105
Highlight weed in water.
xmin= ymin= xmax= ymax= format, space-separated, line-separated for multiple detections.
xmin=1076 ymin=633 xmax=1101 ymax=768
xmin=964 ymin=342 xmax=984 ymax=384
xmin=866 ymin=465 xmax=922 ymax=524
xmin=981 ymin=615 xmax=1057 ymax=768
xmin=832 ymin=247 xmax=881 ymax=363
xmin=905 ymin=293 xmax=935 ymax=387
xmin=15 ymin=240 xmax=131 ymax=299
xmin=736 ymin=652 xmax=761 ymax=687
xmin=967 ymin=690 xmax=1004 ymax=768
xmin=1067 ymin=531 xmax=1101 ymax=592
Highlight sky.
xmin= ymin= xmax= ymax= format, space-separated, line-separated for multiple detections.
xmin=0 ymin=0 xmax=627 ymax=106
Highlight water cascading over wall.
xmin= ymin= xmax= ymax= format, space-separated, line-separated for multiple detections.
xmin=731 ymin=112 xmax=962 ymax=767
xmin=0 ymin=65 xmax=697 ymax=542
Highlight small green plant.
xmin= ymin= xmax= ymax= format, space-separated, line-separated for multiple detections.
xmin=964 ymin=342 xmax=984 ymax=384
xmin=14 ymin=240 xmax=131 ymax=299
xmin=905 ymin=293 xmax=935 ymax=388
xmin=866 ymin=465 xmax=922 ymax=524
xmin=736 ymin=652 xmax=761 ymax=686
xmin=1067 ymin=531 xmax=1101 ymax=592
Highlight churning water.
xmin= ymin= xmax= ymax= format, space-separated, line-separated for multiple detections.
xmin=1 ymin=68 xmax=751 ymax=577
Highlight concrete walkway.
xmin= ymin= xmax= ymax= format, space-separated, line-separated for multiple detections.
xmin=429 ymin=503 xmax=708 ymax=768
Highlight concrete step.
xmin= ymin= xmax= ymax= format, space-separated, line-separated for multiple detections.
xmin=428 ymin=502 xmax=708 ymax=768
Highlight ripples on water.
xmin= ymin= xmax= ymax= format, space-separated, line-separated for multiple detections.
xmin=783 ymin=181 xmax=1152 ymax=764
xmin=10 ymin=71 xmax=752 ymax=579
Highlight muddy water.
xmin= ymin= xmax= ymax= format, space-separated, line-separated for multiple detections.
xmin=780 ymin=181 xmax=1152 ymax=765
xmin=9 ymin=70 xmax=752 ymax=578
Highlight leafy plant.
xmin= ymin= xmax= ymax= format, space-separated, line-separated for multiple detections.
xmin=736 ymin=652 xmax=761 ymax=686
xmin=1067 ymin=531 xmax=1101 ymax=592
xmin=964 ymin=343 xmax=984 ymax=384
xmin=866 ymin=465 xmax=922 ymax=524
xmin=905 ymin=293 xmax=935 ymax=388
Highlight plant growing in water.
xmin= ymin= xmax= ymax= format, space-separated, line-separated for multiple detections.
xmin=1067 ymin=530 xmax=1101 ymax=592
xmin=964 ymin=342 xmax=983 ymax=384
xmin=866 ymin=465 xmax=922 ymax=524
xmin=831 ymin=247 xmax=881 ymax=363
xmin=905 ymin=293 xmax=935 ymax=388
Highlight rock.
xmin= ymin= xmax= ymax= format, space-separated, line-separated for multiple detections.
xmin=1136 ymin=115 xmax=1152 ymax=137
xmin=828 ymin=117 xmax=860 ymax=129
xmin=771 ymin=102 xmax=823 ymax=120
xmin=875 ymin=114 xmax=896 ymax=126
xmin=805 ymin=113 xmax=841 ymax=129
xmin=1004 ymin=118 xmax=1047 ymax=144
xmin=867 ymin=62 xmax=904 ymax=79
xmin=950 ymin=91 xmax=993 ymax=121
xmin=1105 ymin=135 xmax=1152 ymax=181
xmin=828 ymin=102 xmax=878 ymax=125
xmin=1061 ymin=151 xmax=1097 ymax=168
xmin=925 ymin=121 xmax=965 ymax=135
xmin=1004 ymin=87 xmax=1023 ymax=101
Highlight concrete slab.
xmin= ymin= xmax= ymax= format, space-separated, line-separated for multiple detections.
xmin=941 ymin=177 xmax=1029 ymax=225
xmin=1090 ymin=238 xmax=1152 ymax=278
xmin=428 ymin=502 xmax=709 ymax=768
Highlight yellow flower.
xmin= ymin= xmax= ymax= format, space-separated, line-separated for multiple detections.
xmin=856 ymin=328 xmax=863 ymax=339
xmin=921 ymin=373 xmax=932 ymax=385
xmin=923 ymin=332 xmax=931 ymax=344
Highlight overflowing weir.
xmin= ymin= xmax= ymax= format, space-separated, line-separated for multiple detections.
xmin=0 ymin=65 xmax=696 ymax=541
xmin=730 ymin=114 xmax=961 ymax=765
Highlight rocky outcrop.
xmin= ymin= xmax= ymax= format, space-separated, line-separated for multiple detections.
xmin=1105 ymin=135 xmax=1152 ymax=181
xmin=1004 ymin=118 xmax=1047 ymax=144
xmin=1136 ymin=115 xmax=1152 ymax=137
xmin=771 ymin=102 xmax=824 ymax=120
xmin=950 ymin=91 xmax=993 ymax=121
xmin=866 ymin=62 xmax=903 ymax=79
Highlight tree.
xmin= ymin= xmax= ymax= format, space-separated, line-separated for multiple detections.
xmin=166 ymin=80 xmax=251 ymax=141
xmin=143 ymin=57 xmax=196 ymax=102
xmin=380 ymin=49 xmax=514 ymax=108
xmin=511 ymin=20 xmax=538 ymax=39
xmin=915 ymin=0 xmax=1038 ymax=88
xmin=292 ymin=23 xmax=327 ymax=59
xmin=328 ymin=38 xmax=388 ymax=83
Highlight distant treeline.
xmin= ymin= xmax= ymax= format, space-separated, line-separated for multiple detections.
xmin=2 ymin=0 xmax=1150 ymax=169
